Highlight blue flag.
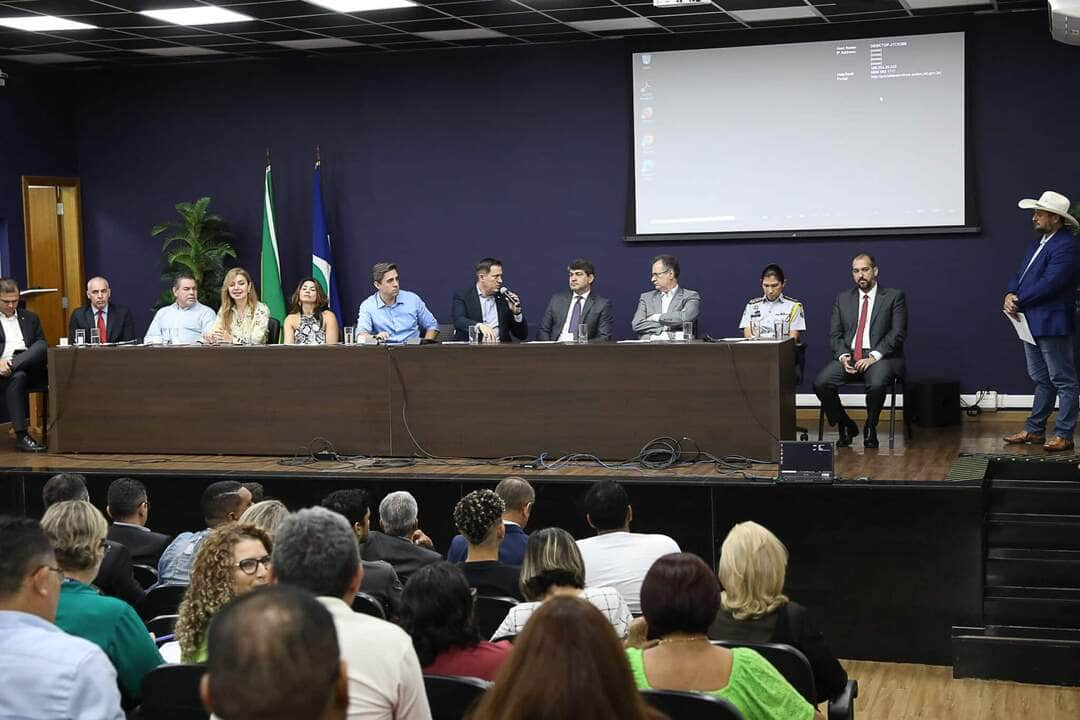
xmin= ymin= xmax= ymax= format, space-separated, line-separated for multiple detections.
xmin=311 ymin=157 xmax=343 ymax=322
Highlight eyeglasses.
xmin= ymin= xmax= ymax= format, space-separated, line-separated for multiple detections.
xmin=235 ymin=555 xmax=272 ymax=575
xmin=650 ymin=269 xmax=672 ymax=278
xmin=36 ymin=564 xmax=64 ymax=580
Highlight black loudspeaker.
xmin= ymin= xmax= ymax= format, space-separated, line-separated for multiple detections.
xmin=904 ymin=378 xmax=962 ymax=427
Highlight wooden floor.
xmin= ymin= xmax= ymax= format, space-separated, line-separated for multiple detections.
xmin=843 ymin=660 xmax=1080 ymax=719
xmin=1 ymin=411 xmax=1071 ymax=483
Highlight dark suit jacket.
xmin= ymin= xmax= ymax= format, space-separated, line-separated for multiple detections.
xmin=360 ymin=558 xmax=404 ymax=621
xmin=107 ymin=523 xmax=172 ymax=567
xmin=828 ymin=286 xmax=907 ymax=361
xmin=0 ymin=309 xmax=47 ymax=381
xmin=360 ymin=530 xmax=441 ymax=585
xmin=451 ymin=287 xmax=528 ymax=342
xmin=447 ymin=523 xmax=529 ymax=566
xmin=93 ymin=539 xmax=147 ymax=608
xmin=536 ymin=291 xmax=614 ymax=342
xmin=68 ymin=303 xmax=136 ymax=344
xmin=1006 ymin=229 xmax=1079 ymax=337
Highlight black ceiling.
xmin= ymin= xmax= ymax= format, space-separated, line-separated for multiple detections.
xmin=0 ymin=0 xmax=1045 ymax=65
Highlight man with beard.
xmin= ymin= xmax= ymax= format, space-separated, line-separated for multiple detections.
xmin=814 ymin=253 xmax=907 ymax=449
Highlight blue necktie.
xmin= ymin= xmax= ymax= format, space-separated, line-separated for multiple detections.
xmin=568 ymin=296 xmax=583 ymax=333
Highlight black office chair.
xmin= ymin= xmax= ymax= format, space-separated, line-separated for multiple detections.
xmin=640 ymin=688 xmax=745 ymax=719
xmin=139 ymin=664 xmax=208 ymax=720
xmin=139 ymin=584 xmax=187 ymax=621
xmin=423 ymin=674 xmax=490 ymax=720
xmin=712 ymin=641 xmax=858 ymax=720
xmin=351 ymin=591 xmax=386 ymax=619
xmin=265 ymin=316 xmax=282 ymax=344
xmin=145 ymin=613 xmax=179 ymax=638
xmin=473 ymin=595 xmax=518 ymax=640
xmin=816 ymin=375 xmax=913 ymax=449
xmin=132 ymin=564 xmax=159 ymax=590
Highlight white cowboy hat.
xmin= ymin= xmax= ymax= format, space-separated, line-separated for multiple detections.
xmin=1018 ymin=190 xmax=1078 ymax=228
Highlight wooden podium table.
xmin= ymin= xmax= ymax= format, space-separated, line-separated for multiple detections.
xmin=47 ymin=340 xmax=795 ymax=459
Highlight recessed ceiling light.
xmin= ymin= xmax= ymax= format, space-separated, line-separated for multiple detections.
xmin=416 ymin=28 xmax=506 ymax=40
xmin=304 ymin=0 xmax=416 ymax=11
xmin=139 ymin=7 xmax=254 ymax=26
xmin=1 ymin=52 xmax=91 ymax=63
xmin=728 ymin=6 xmax=819 ymax=22
xmin=273 ymin=37 xmax=361 ymax=49
xmin=568 ymin=17 xmax=659 ymax=32
xmin=904 ymin=0 xmax=988 ymax=8
xmin=134 ymin=46 xmax=226 ymax=56
xmin=0 ymin=16 xmax=97 ymax=31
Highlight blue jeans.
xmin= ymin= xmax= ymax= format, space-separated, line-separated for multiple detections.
xmin=1024 ymin=335 xmax=1079 ymax=439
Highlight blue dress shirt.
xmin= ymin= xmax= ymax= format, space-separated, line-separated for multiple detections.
xmin=357 ymin=290 xmax=438 ymax=344
xmin=0 ymin=610 xmax=125 ymax=720
xmin=156 ymin=527 xmax=212 ymax=587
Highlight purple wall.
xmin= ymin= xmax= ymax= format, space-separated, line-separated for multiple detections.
xmin=49 ymin=11 xmax=1080 ymax=392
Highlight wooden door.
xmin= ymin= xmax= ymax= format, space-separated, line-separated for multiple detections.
xmin=21 ymin=177 xmax=84 ymax=345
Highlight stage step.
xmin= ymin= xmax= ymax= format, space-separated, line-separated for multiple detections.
xmin=988 ymin=512 xmax=1080 ymax=550
xmin=986 ymin=548 xmax=1080 ymax=588
xmin=952 ymin=625 xmax=1080 ymax=686
xmin=984 ymin=586 xmax=1080 ymax=629
xmin=988 ymin=480 xmax=1080 ymax=515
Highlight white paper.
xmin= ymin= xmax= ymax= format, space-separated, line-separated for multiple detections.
xmin=1005 ymin=311 xmax=1036 ymax=345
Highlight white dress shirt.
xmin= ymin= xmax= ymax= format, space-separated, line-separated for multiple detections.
xmin=847 ymin=284 xmax=882 ymax=361
xmin=0 ymin=313 xmax=26 ymax=361
xmin=558 ymin=290 xmax=591 ymax=341
xmin=660 ymin=285 xmax=679 ymax=315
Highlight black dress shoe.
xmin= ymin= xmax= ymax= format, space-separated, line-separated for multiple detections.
xmin=836 ymin=419 xmax=859 ymax=447
xmin=14 ymin=435 xmax=45 ymax=453
xmin=863 ymin=426 xmax=879 ymax=449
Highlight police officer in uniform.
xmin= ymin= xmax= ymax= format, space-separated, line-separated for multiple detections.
xmin=739 ymin=264 xmax=805 ymax=339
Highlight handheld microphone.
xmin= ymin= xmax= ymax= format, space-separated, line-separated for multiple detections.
xmin=500 ymin=286 xmax=520 ymax=305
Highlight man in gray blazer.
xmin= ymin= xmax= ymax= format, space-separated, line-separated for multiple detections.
xmin=631 ymin=254 xmax=701 ymax=338
xmin=814 ymin=252 xmax=907 ymax=449
xmin=537 ymin=258 xmax=614 ymax=342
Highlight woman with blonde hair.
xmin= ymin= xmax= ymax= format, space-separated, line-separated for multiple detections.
xmin=174 ymin=523 xmax=272 ymax=662
xmin=204 ymin=267 xmax=270 ymax=345
xmin=490 ymin=527 xmax=631 ymax=640
xmin=41 ymin=500 xmax=163 ymax=707
xmin=283 ymin=277 xmax=339 ymax=344
xmin=710 ymin=521 xmax=847 ymax=704
xmin=238 ymin=499 xmax=289 ymax=538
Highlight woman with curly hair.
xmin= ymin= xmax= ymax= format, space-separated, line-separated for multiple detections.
xmin=175 ymin=523 xmax=272 ymax=663
xmin=41 ymin=501 xmax=164 ymax=708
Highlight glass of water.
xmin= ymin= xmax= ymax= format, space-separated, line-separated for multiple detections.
xmin=75 ymin=329 xmax=86 ymax=346
xmin=89 ymin=328 xmax=100 ymax=345
xmin=576 ymin=324 xmax=588 ymax=344
xmin=343 ymin=326 xmax=355 ymax=345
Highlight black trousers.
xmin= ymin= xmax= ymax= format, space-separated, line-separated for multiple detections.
xmin=0 ymin=369 xmax=30 ymax=433
xmin=813 ymin=356 xmax=904 ymax=430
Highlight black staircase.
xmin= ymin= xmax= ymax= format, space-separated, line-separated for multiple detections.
xmin=952 ymin=477 xmax=1080 ymax=686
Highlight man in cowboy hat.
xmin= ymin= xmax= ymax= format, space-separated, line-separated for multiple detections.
xmin=1004 ymin=190 xmax=1080 ymax=452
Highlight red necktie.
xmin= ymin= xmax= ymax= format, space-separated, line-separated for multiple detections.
xmin=852 ymin=294 xmax=869 ymax=362
xmin=97 ymin=311 xmax=107 ymax=342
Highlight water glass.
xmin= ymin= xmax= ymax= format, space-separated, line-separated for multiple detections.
xmin=682 ymin=321 xmax=694 ymax=343
xmin=75 ymin=329 xmax=85 ymax=346
xmin=343 ymin=326 xmax=355 ymax=345
xmin=90 ymin=328 xmax=101 ymax=345
xmin=576 ymin=323 xmax=589 ymax=344
xmin=468 ymin=324 xmax=481 ymax=345
xmin=774 ymin=318 xmax=790 ymax=339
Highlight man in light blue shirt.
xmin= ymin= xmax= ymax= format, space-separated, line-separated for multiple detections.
xmin=144 ymin=272 xmax=217 ymax=344
xmin=357 ymin=262 xmax=438 ymax=344
xmin=157 ymin=480 xmax=252 ymax=586
xmin=0 ymin=516 xmax=124 ymax=720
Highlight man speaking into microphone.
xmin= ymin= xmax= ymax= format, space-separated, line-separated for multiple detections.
xmin=452 ymin=257 xmax=528 ymax=342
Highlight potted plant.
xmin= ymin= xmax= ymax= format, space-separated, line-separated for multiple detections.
xmin=151 ymin=197 xmax=237 ymax=309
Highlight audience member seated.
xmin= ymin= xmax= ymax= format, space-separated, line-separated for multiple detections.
xmin=156 ymin=480 xmax=253 ymax=586
xmin=362 ymin=491 xmax=441 ymax=585
xmin=201 ymin=584 xmax=349 ymax=720
xmin=452 ymin=489 xmax=523 ymax=600
xmin=447 ymin=477 xmax=533 ymax=566
xmin=626 ymin=552 xmax=817 ymax=720
xmin=710 ymin=521 xmax=848 ymax=704
xmin=0 ymin=516 xmax=125 ymax=720
xmin=172 ymin=523 xmax=272 ymax=663
xmin=42 ymin=473 xmax=144 ymax=607
xmin=401 ymin=561 xmax=512 ymax=682
xmin=242 ymin=482 xmax=265 ymax=503
xmin=40 ymin=501 xmax=163 ymax=707
xmin=239 ymin=499 xmax=289 ymax=538
xmin=270 ymin=507 xmax=432 ymax=720
xmin=491 ymin=527 xmax=632 ymax=640
xmin=321 ymin=489 xmax=404 ymax=620
xmin=105 ymin=477 xmax=171 ymax=567
xmin=203 ymin=267 xmax=270 ymax=345
xmin=284 ymin=277 xmax=340 ymax=344
xmin=576 ymin=480 xmax=680 ymax=614
xmin=470 ymin=595 xmax=664 ymax=720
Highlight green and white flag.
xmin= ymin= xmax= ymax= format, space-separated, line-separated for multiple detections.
xmin=260 ymin=155 xmax=286 ymax=322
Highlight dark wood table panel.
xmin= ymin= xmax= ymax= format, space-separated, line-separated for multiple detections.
xmin=48 ymin=346 xmax=391 ymax=455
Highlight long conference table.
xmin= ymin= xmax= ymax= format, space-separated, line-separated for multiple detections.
xmin=46 ymin=340 xmax=796 ymax=460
